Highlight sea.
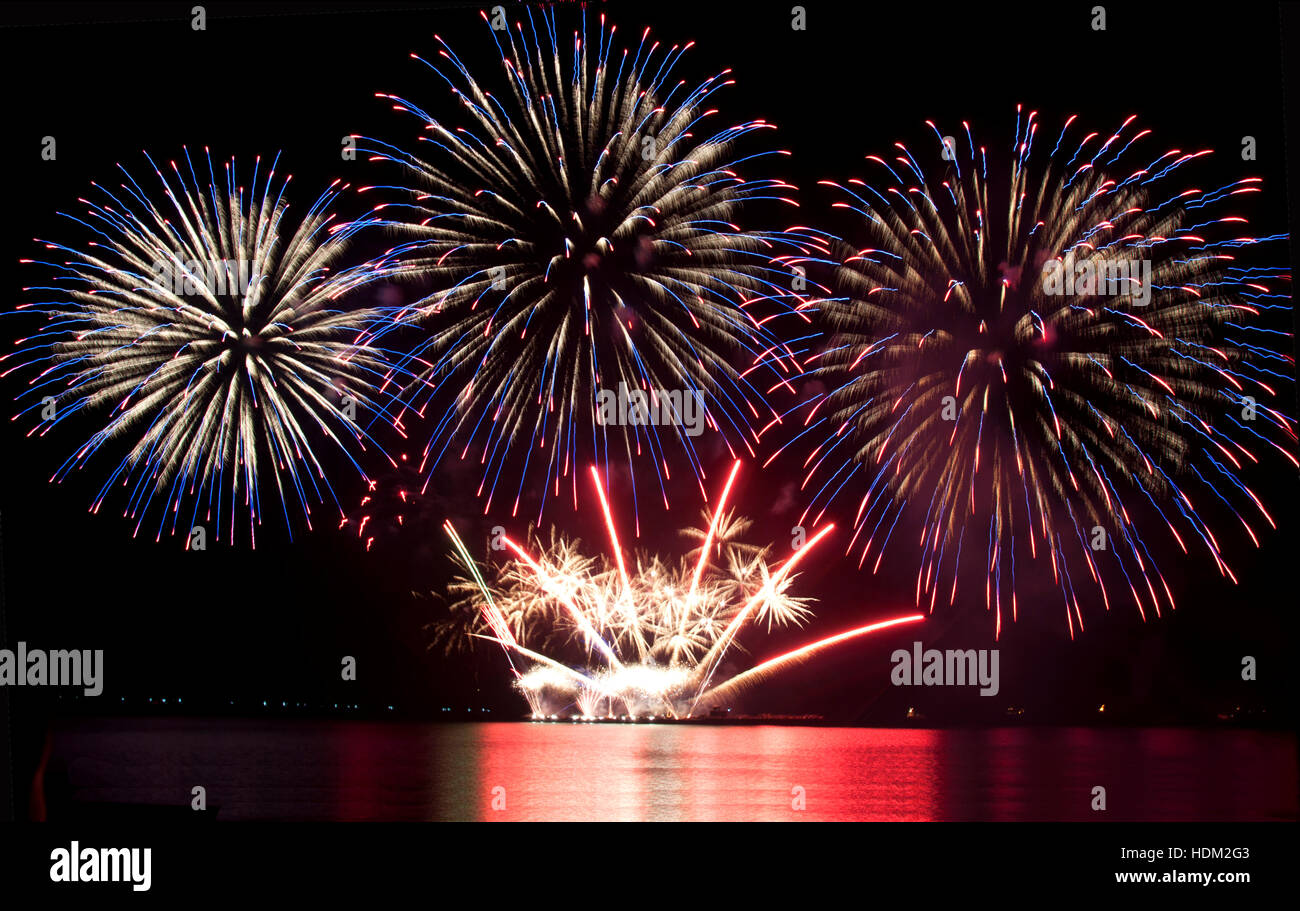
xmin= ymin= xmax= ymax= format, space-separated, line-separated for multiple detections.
xmin=47 ymin=718 xmax=1297 ymax=822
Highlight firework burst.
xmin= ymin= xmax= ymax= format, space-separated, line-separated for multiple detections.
xmin=435 ymin=461 xmax=923 ymax=717
xmin=5 ymin=149 xmax=403 ymax=546
xmin=778 ymin=110 xmax=1295 ymax=636
xmin=358 ymin=8 xmax=811 ymax=525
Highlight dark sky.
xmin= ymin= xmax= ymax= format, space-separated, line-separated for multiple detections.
xmin=0 ymin=0 xmax=1295 ymax=722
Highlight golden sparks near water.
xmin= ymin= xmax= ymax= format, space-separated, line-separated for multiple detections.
xmin=435 ymin=461 xmax=923 ymax=718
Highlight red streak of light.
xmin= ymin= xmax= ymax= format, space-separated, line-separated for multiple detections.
xmin=689 ymin=461 xmax=742 ymax=597
xmin=589 ymin=466 xmax=631 ymax=591
xmin=744 ymin=614 xmax=925 ymax=675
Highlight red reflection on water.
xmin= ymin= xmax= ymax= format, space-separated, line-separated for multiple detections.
xmin=462 ymin=723 xmax=1299 ymax=822
xmin=469 ymin=723 xmax=941 ymax=821
xmin=48 ymin=719 xmax=1299 ymax=821
xmin=335 ymin=721 xmax=384 ymax=820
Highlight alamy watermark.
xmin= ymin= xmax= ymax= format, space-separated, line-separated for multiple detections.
xmin=0 ymin=643 xmax=103 ymax=695
xmin=1041 ymin=256 xmax=1151 ymax=307
xmin=150 ymin=258 xmax=255 ymax=297
xmin=595 ymin=382 xmax=705 ymax=437
xmin=50 ymin=842 xmax=150 ymax=892
xmin=890 ymin=641 xmax=999 ymax=696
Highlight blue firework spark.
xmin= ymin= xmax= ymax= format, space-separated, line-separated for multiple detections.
xmin=5 ymin=149 xmax=406 ymax=546
xmin=356 ymin=8 xmax=815 ymax=529
xmin=773 ymin=109 xmax=1295 ymax=636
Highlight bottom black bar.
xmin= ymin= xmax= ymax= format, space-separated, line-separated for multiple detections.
xmin=2 ymin=822 xmax=1292 ymax=898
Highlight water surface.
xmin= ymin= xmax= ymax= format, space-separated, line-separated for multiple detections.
xmin=50 ymin=719 xmax=1297 ymax=821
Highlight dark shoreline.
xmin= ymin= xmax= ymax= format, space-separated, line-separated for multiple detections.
xmin=42 ymin=713 xmax=1298 ymax=731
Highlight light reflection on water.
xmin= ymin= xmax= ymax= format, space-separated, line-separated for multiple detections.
xmin=51 ymin=719 xmax=1297 ymax=821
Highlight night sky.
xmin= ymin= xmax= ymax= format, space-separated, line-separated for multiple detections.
xmin=1 ymin=0 xmax=1295 ymax=724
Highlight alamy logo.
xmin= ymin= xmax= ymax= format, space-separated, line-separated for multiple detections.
xmin=595 ymin=382 xmax=705 ymax=437
xmin=890 ymin=641 xmax=999 ymax=696
xmin=1040 ymin=256 xmax=1151 ymax=306
xmin=0 ymin=643 xmax=103 ymax=695
xmin=150 ymin=258 xmax=255 ymax=297
xmin=50 ymin=842 xmax=151 ymax=891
